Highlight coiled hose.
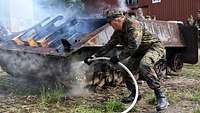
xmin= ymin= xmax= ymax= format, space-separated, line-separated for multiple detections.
xmin=87 ymin=57 xmax=139 ymax=113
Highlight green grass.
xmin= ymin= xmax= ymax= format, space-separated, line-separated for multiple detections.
xmin=181 ymin=65 xmax=200 ymax=79
xmin=37 ymin=86 xmax=126 ymax=113
xmin=181 ymin=54 xmax=200 ymax=79
xmin=105 ymin=99 xmax=125 ymax=113
xmin=74 ymin=105 xmax=103 ymax=113
xmin=167 ymin=93 xmax=178 ymax=105
xmin=193 ymin=108 xmax=200 ymax=113
xmin=39 ymin=86 xmax=65 ymax=106
xmin=64 ymin=99 xmax=125 ymax=113
xmin=192 ymin=88 xmax=200 ymax=103
xmin=143 ymin=91 xmax=158 ymax=106
xmin=72 ymin=99 xmax=125 ymax=113
xmin=144 ymin=89 xmax=181 ymax=106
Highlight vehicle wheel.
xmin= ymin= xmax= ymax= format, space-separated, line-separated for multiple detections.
xmin=170 ymin=53 xmax=183 ymax=72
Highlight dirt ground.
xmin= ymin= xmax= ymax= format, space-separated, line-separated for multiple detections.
xmin=0 ymin=51 xmax=200 ymax=113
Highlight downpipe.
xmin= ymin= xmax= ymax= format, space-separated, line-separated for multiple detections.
xmin=87 ymin=57 xmax=139 ymax=113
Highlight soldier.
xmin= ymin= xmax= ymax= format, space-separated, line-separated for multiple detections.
xmin=84 ymin=9 xmax=169 ymax=111
xmin=136 ymin=8 xmax=145 ymax=21
xmin=194 ymin=10 xmax=200 ymax=38
xmin=187 ymin=15 xmax=195 ymax=26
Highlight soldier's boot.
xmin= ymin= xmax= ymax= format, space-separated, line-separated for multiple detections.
xmin=121 ymin=92 xmax=142 ymax=103
xmin=121 ymin=80 xmax=141 ymax=103
xmin=155 ymin=89 xmax=169 ymax=111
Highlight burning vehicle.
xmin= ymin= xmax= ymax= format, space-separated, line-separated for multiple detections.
xmin=0 ymin=14 xmax=198 ymax=87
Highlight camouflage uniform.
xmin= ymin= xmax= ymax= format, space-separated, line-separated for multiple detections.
xmin=95 ymin=17 xmax=165 ymax=91
xmin=194 ymin=19 xmax=200 ymax=38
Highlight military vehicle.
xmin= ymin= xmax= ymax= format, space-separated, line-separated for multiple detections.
xmin=0 ymin=14 xmax=198 ymax=87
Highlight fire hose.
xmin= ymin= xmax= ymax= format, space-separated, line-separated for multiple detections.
xmin=86 ymin=57 xmax=139 ymax=113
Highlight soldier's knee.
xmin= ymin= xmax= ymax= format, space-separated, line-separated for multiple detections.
xmin=139 ymin=62 xmax=149 ymax=75
xmin=141 ymin=56 xmax=154 ymax=67
xmin=139 ymin=60 xmax=156 ymax=77
xmin=139 ymin=61 xmax=151 ymax=70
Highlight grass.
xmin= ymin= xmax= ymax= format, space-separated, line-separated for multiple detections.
xmin=74 ymin=105 xmax=103 ymax=113
xmin=181 ymin=64 xmax=200 ymax=79
xmin=192 ymin=87 xmax=200 ymax=103
xmin=181 ymin=53 xmax=200 ymax=79
xmin=105 ymin=99 xmax=125 ymax=113
xmin=145 ymin=87 xmax=196 ymax=107
xmin=193 ymin=108 xmax=200 ymax=113
xmin=74 ymin=99 xmax=125 ymax=113
xmin=39 ymin=86 xmax=65 ymax=106
xmin=37 ymin=85 xmax=126 ymax=113
xmin=146 ymin=92 xmax=178 ymax=106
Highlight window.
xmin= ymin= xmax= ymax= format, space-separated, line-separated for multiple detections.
xmin=152 ymin=0 xmax=161 ymax=3
xmin=126 ymin=0 xmax=138 ymax=5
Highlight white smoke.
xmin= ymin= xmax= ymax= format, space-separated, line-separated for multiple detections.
xmin=117 ymin=0 xmax=129 ymax=11
xmin=67 ymin=61 xmax=91 ymax=96
xmin=0 ymin=0 xmax=83 ymax=32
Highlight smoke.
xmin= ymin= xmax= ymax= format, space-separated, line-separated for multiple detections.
xmin=117 ymin=0 xmax=129 ymax=11
xmin=67 ymin=60 xmax=93 ymax=96
xmin=0 ymin=0 xmax=84 ymax=32
xmin=0 ymin=44 xmax=95 ymax=95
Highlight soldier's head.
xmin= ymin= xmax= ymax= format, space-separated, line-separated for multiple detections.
xmin=106 ymin=9 xmax=125 ymax=30
xmin=136 ymin=8 xmax=145 ymax=20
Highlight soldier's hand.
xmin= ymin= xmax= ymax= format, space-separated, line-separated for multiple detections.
xmin=110 ymin=56 xmax=120 ymax=64
xmin=84 ymin=55 xmax=96 ymax=65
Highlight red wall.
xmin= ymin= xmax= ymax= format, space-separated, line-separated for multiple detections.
xmin=138 ymin=0 xmax=200 ymax=22
xmin=83 ymin=0 xmax=200 ymax=22
xmin=84 ymin=0 xmax=118 ymax=14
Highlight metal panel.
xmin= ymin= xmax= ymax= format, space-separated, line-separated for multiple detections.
xmin=143 ymin=20 xmax=185 ymax=47
xmin=81 ymin=20 xmax=186 ymax=47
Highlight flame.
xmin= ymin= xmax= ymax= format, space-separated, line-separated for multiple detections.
xmin=12 ymin=33 xmax=25 ymax=45
xmin=37 ymin=37 xmax=48 ymax=48
xmin=12 ymin=37 xmax=25 ymax=45
xmin=27 ymin=33 xmax=38 ymax=47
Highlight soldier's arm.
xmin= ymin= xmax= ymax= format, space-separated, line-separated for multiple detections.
xmin=119 ymin=23 xmax=143 ymax=60
xmin=95 ymin=31 xmax=120 ymax=57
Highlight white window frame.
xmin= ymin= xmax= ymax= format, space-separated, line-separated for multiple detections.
xmin=152 ymin=0 xmax=161 ymax=3
xmin=126 ymin=0 xmax=138 ymax=5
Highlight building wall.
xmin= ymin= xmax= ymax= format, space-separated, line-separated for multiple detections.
xmin=84 ymin=0 xmax=118 ymax=14
xmin=84 ymin=0 xmax=200 ymax=22
xmin=138 ymin=0 xmax=200 ymax=22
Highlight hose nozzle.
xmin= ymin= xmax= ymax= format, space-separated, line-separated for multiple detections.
xmin=84 ymin=56 xmax=94 ymax=65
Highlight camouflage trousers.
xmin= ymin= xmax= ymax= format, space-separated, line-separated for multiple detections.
xmin=122 ymin=43 xmax=165 ymax=92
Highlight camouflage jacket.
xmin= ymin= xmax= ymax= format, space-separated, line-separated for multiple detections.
xmin=95 ymin=17 xmax=162 ymax=60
